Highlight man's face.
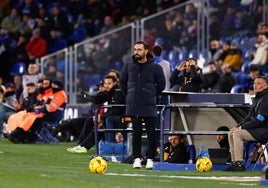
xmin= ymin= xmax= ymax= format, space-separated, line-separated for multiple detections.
xmin=253 ymin=77 xmax=268 ymax=93
xmin=133 ymin=44 xmax=147 ymax=62
xmin=104 ymin=78 xmax=116 ymax=91
xmin=185 ymin=59 xmax=196 ymax=73
xmin=26 ymin=86 xmax=36 ymax=94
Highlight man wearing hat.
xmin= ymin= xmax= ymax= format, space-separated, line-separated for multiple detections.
xmin=8 ymin=79 xmax=67 ymax=143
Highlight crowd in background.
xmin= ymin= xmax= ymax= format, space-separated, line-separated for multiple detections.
xmin=0 ymin=0 xmax=267 ymax=94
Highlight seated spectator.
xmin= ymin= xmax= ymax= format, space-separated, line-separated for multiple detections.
xmin=216 ymin=63 xmax=236 ymax=93
xmin=0 ymin=83 xmax=21 ymax=134
xmin=56 ymin=79 xmax=106 ymax=142
xmin=163 ymin=135 xmax=190 ymax=163
xmin=99 ymin=15 xmax=117 ymax=34
xmin=14 ymin=33 xmax=30 ymax=64
xmin=222 ymin=39 xmax=243 ymax=72
xmin=16 ymin=63 xmax=44 ymax=102
xmin=8 ymin=79 xmax=67 ymax=143
xmin=47 ymin=3 xmax=73 ymax=38
xmin=244 ymin=65 xmax=264 ymax=94
xmin=25 ymin=28 xmax=48 ymax=60
xmin=47 ymin=27 xmax=67 ymax=54
xmin=225 ymin=76 xmax=268 ymax=171
xmin=0 ymin=8 xmax=21 ymax=37
xmin=216 ymin=126 xmax=230 ymax=149
xmin=5 ymin=78 xmax=53 ymax=135
xmin=67 ymin=75 xmax=125 ymax=153
xmin=19 ymin=10 xmax=35 ymax=37
xmin=207 ymin=39 xmax=223 ymax=66
xmin=248 ymin=33 xmax=268 ymax=66
xmin=202 ymin=61 xmax=220 ymax=92
xmin=170 ymin=57 xmax=203 ymax=92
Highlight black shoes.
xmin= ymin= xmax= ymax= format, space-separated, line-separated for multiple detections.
xmin=223 ymin=163 xmax=246 ymax=172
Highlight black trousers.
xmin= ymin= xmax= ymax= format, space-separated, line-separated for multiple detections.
xmin=131 ymin=116 xmax=157 ymax=160
xmin=78 ymin=117 xmax=104 ymax=150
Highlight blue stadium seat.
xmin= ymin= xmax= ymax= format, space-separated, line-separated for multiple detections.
xmin=178 ymin=49 xmax=188 ymax=62
xmin=235 ymin=72 xmax=249 ymax=85
xmin=154 ymin=37 xmax=164 ymax=45
xmin=67 ymin=26 xmax=87 ymax=43
xmin=188 ymin=49 xmax=197 ymax=58
xmin=230 ymin=84 xmax=245 ymax=93
xmin=168 ymin=50 xmax=179 ymax=69
xmin=10 ymin=62 xmax=27 ymax=76
xmin=85 ymin=74 xmax=101 ymax=88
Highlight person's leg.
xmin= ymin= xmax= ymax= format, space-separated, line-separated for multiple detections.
xmin=132 ymin=116 xmax=143 ymax=159
xmin=132 ymin=116 xmax=143 ymax=168
xmin=144 ymin=117 xmax=157 ymax=159
xmin=144 ymin=116 xmax=157 ymax=169
xmin=233 ymin=129 xmax=256 ymax=162
xmin=105 ymin=116 xmax=116 ymax=142
xmin=228 ymin=131 xmax=235 ymax=162
xmin=77 ymin=117 xmax=93 ymax=144
xmin=225 ymin=129 xmax=256 ymax=171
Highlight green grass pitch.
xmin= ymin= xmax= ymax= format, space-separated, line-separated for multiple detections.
xmin=0 ymin=139 xmax=266 ymax=188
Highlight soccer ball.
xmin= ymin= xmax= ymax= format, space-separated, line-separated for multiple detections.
xmin=89 ymin=156 xmax=107 ymax=174
xmin=195 ymin=157 xmax=213 ymax=172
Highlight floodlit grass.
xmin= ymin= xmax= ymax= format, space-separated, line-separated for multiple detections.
xmin=0 ymin=139 xmax=265 ymax=188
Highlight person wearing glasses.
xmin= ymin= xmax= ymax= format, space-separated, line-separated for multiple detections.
xmin=169 ymin=57 xmax=203 ymax=92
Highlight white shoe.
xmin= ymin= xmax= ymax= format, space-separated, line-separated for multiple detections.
xmin=67 ymin=145 xmax=87 ymax=153
xmin=145 ymin=159 xmax=154 ymax=169
xmin=133 ymin=158 xmax=142 ymax=168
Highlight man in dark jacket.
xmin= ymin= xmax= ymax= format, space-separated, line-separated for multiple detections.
xmin=164 ymin=135 xmax=190 ymax=163
xmin=225 ymin=76 xmax=268 ymax=171
xmin=67 ymin=75 xmax=125 ymax=153
xmin=169 ymin=57 xmax=203 ymax=92
xmin=120 ymin=41 xmax=166 ymax=169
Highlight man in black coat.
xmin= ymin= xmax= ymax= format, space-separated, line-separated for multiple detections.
xmin=164 ymin=135 xmax=190 ymax=163
xmin=225 ymin=76 xmax=268 ymax=171
xmin=120 ymin=41 xmax=166 ymax=169
xmin=67 ymin=75 xmax=125 ymax=153
xmin=169 ymin=57 xmax=203 ymax=92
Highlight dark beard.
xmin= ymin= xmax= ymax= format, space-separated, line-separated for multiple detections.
xmin=134 ymin=54 xmax=143 ymax=61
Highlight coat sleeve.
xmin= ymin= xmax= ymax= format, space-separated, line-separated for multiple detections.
xmin=119 ymin=63 xmax=129 ymax=96
xmin=241 ymin=97 xmax=268 ymax=129
xmin=155 ymin=64 xmax=166 ymax=94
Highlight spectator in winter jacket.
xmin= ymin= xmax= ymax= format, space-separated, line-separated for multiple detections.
xmin=169 ymin=57 xmax=203 ymax=92
xmin=8 ymin=79 xmax=67 ymax=143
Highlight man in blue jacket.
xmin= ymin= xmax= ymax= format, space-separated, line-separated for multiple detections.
xmin=120 ymin=41 xmax=166 ymax=169
xmin=225 ymin=76 xmax=268 ymax=171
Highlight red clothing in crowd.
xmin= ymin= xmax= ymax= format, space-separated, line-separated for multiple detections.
xmin=25 ymin=36 xmax=48 ymax=58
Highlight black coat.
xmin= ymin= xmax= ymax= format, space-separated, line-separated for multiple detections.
xmin=120 ymin=54 xmax=165 ymax=117
xmin=88 ymin=84 xmax=125 ymax=118
xmin=239 ymin=88 xmax=268 ymax=143
xmin=164 ymin=142 xmax=190 ymax=163
xmin=169 ymin=65 xmax=203 ymax=92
